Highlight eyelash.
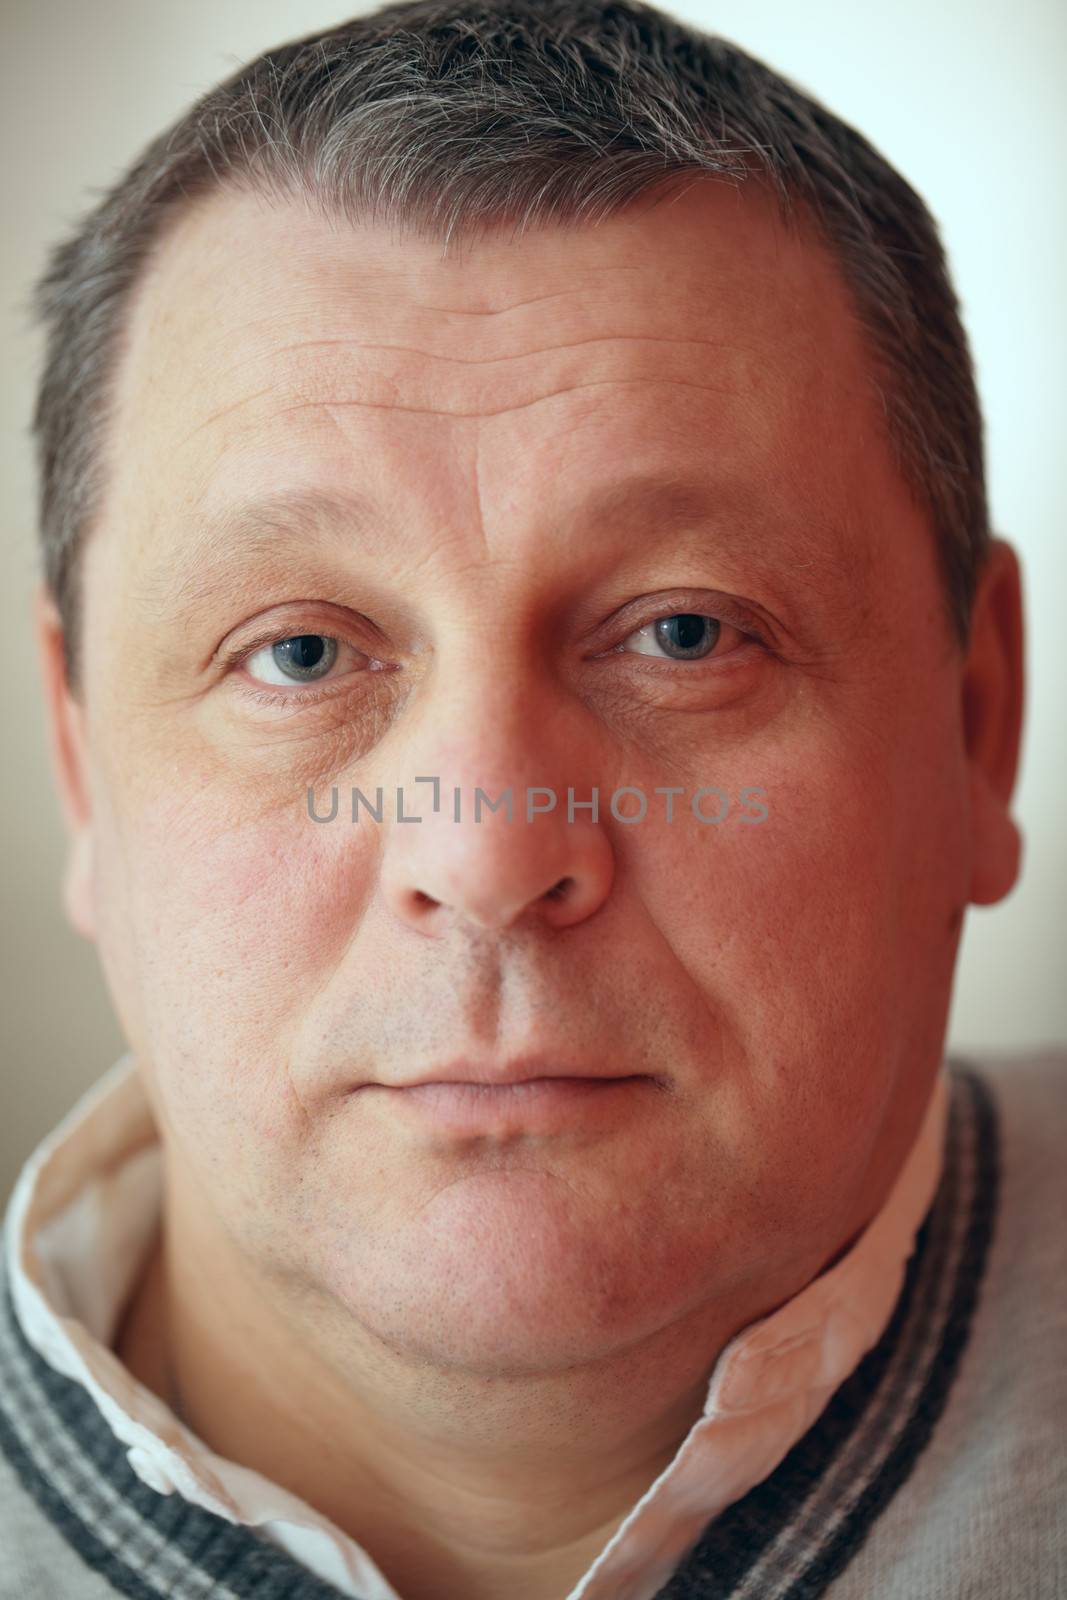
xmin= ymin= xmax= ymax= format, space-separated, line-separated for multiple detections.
xmin=223 ymin=603 xmax=771 ymax=708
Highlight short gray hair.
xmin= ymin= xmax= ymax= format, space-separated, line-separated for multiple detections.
xmin=29 ymin=0 xmax=991 ymax=688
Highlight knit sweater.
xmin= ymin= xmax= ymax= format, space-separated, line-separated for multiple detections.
xmin=1 ymin=1050 xmax=1064 ymax=1599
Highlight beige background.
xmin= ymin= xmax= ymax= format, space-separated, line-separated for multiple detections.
xmin=3 ymin=0 xmax=1065 ymax=1204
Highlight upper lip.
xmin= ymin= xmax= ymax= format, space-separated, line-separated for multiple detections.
xmin=390 ymin=1056 xmax=641 ymax=1087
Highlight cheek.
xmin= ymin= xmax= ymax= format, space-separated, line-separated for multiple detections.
xmin=92 ymin=785 xmax=380 ymax=1182
xmin=637 ymin=733 xmax=912 ymax=1096
xmin=164 ymin=793 xmax=356 ymax=927
xmin=645 ymin=750 xmax=888 ymax=966
xmin=95 ymin=780 xmax=373 ymax=1044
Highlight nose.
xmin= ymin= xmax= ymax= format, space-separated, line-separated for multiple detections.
xmin=378 ymin=723 xmax=615 ymax=937
xmin=381 ymin=784 xmax=614 ymax=934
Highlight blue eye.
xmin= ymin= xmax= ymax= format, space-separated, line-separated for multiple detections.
xmin=247 ymin=634 xmax=339 ymax=685
xmin=621 ymin=614 xmax=728 ymax=661
xmin=655 ymin=615 xmax=719 ymax=658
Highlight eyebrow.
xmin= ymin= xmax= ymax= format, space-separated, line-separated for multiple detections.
xmin=194 ymin=474 xmax=746 ymax=545
xmin=140 ymin=486 xmax=387 ymax=618
xmin=143 ymin=469 xmax=844 ymax=624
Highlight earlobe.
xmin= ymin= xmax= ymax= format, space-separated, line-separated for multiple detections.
xmin=967 ymin=762 xmax=1023 ymax=906
xmin=63 ymin=829 xmax=97 ymax=940
xmin=32 ymin=582 xmax=97 ymax=940
xmin=961 ymin=538 xmax=1026 ymax=907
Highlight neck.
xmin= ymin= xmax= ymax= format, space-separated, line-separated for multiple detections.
xmin=114 ymin=1210 xmax=757 ymax=1600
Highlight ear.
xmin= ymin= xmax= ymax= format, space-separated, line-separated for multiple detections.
xmin=962 ymin=538 xmax=1025 ymax=907
xmin=33 ymin=582 xmax=97 ymax=939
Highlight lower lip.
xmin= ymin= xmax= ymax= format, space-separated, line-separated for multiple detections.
xmin=371 ymin=1077 xmax=649 ymax=1134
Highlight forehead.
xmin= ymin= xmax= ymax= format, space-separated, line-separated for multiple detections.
xmin=101 ymin=175 xmax=896 ymax=593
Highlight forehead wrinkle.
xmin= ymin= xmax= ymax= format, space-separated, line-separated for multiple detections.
xmin=412 ymin=288 xmax=589 ymax=314
xmin=186 ymin=331 xmax=756 ymax=444
xmin=275 ymin=376 xmax=741 ymax=425
xmin=179 ymin=274 xmax=655 ymax=381
xmin=176 ymin=386 xmax=277 ymax=452
xmin=164 ymin=328 xmax=758 ymax=457
xmin=221 ymin=332 xmax=755 ymax=375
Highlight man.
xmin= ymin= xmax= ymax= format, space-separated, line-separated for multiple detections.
xmin=3 ymin=1 xmax=1063 ymax=1597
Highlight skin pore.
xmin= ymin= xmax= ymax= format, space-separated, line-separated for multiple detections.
xmin=36 ymin=174 xmax=1023 ymax=1600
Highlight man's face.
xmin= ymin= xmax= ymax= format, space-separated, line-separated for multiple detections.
xmin=61 ymin=177 xmax=979 ymax=1369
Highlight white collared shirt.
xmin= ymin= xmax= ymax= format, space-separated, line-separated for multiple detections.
xmin=3 ymin=1053 xmax=949 ymax=1600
